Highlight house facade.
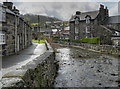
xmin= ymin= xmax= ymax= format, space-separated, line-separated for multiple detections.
xmin=32 ymin=26 xmax=53 ymax=39
xmin=69 ymin=4 xmax=120 ymax=45
xmin=0 ymin=2 xmax=32 ymax=56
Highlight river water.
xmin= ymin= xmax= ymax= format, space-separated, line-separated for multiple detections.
xmin=54 ymin=47 xmax=119 ymax=87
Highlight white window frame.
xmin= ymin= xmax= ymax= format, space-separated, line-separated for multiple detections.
xmin=75 ymin=27 xmax=79 ymax=34
xmin=75 ymin=36 xmax=78 ymax=40
xmin=115 ymin=31 xmax=120 ymax=36
xmin=86 ymin=17 xmax=90 ymax=24
xmin=0 ymin=32 xmax=5 ymax=44
xmin=86 ymin=26 xmax=90 ymax=33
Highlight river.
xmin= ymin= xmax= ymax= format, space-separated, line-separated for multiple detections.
xmin=54 ymin=47 xmax=119 ymax=87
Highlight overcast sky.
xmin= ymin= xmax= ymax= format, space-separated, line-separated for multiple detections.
xmin=0 ymin=0 xmax=119 ymax=21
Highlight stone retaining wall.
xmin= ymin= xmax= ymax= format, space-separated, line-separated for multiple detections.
xmin=56 ymin=41 xmax=120 ymax=55
xmin=1 ymin=41 xmax=58 ymax=88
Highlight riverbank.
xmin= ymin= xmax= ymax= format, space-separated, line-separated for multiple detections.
xmin=54 ymin=41 xmax=120 ymax=58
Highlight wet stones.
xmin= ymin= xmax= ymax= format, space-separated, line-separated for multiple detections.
xmin=78 ymin=55 xmax=83 ymax=58
xmin=91 ymin=66 xmax=94 ymax=68
xmin=97 ymin=70 xmax=101 ymax=73
xmin=115 ymin=78 xmax=120 ymax=83
xmin=98 ymin=83 xmax=102 ymax=85
xmin=111 ymin=73 xmax=118 ymax=76
xmin=55 ymin=47 xmax=119 ymax=87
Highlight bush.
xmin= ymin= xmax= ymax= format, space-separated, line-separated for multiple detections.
xmin=32 ymin=39 xmax=45 ymax=43
xmin=80 ymin=37 xmax=99 ymax=44
xmin=53 ymin=37 xmax=100 ymax=44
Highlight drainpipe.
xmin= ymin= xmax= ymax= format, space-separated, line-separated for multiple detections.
xmin=15 ymin=15 xmax=17 ymax=53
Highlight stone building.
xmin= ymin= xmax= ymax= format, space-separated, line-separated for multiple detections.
xmin=32 ymin=26 xmax=53 ymax=39
xmin=0 ymin=2 xmax=32 ymax=56
xmin=69 ymin=4 xmax=120 ymax=45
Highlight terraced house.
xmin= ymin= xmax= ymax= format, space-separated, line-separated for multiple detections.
xmin=69 ymin=4 xmax=120 ymax=45
xmin=0 ymin=2 xmax=32 ymax=56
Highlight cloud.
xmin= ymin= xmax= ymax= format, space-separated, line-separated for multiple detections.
xmin=15 ymin=2 xmax=100 ymax=21
xmin=0 ymin=0 xmax=119 ymax=21
xmin=109 ymin=2 xmax=119 ymax=16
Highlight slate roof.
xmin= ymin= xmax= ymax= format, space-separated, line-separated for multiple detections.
xmin=6 ymin=8 xmax=15 ymax=15
xmin=40 ymin=28 xmax=52 ymax=33
xmin=107 ymin=15 xmax=120 ymax=24
xmin=70 ymin=10 xmax=99 ymax=21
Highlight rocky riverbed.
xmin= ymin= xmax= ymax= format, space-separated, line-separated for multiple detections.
xmin=54 ymin=47 xmax=119 ymax=87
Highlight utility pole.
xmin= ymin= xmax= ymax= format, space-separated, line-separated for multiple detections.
xmin=38 ymin=15 xmax=40 ymax=42
xmin=38 ymin=15 xmax=40 ymax=32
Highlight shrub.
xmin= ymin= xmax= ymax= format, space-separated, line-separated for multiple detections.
xmin=80 ymin=37 xmax=99 ymax=44
xmin=53 ymin=37 xmax=100 ymax=44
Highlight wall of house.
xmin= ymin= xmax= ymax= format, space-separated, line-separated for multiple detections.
xmin=107 ymin=24 xmax=120 ymax=32
xmin=2 ymin=13 xmax=15 ymax=56
xmin=69 ymin=22 xmax=75 ymax=40
xmin=1 ymin=12 xmax=32 ymax=56
xmin=69 ymin=6 xmax=111 ymax=44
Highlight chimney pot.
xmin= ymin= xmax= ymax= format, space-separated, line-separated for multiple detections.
xmin=76 ymin=11 xmax=81 ymax=15
xmin=3 ymin=2 xmax=13 ymax=10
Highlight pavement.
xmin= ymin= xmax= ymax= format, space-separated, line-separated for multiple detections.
xmin=1 ymin=43 xmax=47 ymax=77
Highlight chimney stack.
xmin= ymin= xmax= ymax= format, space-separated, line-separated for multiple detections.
xmin=12 ymin=6 xmax=20 ymax=14
xmin=76 ymin=11 xmax=81 ymax=15
xmin=3 ymin=2 xmax=13 ymax=10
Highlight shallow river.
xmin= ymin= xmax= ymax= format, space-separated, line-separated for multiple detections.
xmin=54 ymin=47 xmax=119 ymax=87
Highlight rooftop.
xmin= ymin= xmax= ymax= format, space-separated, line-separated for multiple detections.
xmin=107 ymin=15 xmax=120 ymax=24
xmin=70 ymin=10 xmax=99 ymax=21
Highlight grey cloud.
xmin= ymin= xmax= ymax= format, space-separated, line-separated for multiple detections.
xmin=15 ymin=2 xmax=108 ymax=21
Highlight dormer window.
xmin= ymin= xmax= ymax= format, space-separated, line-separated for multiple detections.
xmin=114 ymin=31 xmax=120 ymax=36
xmin=85 ymin=15 xmax=91 ymax=24
xmin=74 ymin=16 xmax=80 ymax=24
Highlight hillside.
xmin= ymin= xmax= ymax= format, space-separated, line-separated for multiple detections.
xmin=22 ymin=14 xmax=61 ymax=27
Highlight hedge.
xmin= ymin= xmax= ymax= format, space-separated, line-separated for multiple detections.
xmin=53 ymin=37 xmax=100 ymax=44
xmin=80 ymin=37 xmax=99 ymax=44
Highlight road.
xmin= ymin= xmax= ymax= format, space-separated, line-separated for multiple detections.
xmin=54 ymin=47 xmax=119 ymax=87
xmin=2 ymin=43 xmax=47 ymax=77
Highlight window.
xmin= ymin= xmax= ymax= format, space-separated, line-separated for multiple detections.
xmin=0 ymin=31 xmax=5 ymax=44
xmin=0 ymin=6 xmax=6 ymax=22
xmin=2 ymin=9 xmax=6 ymax=22
xmin=75 ymin=36 xmax=78 ymax=40
xmin=86 ymin=26 xmax=90 ymax=33
xmin=86 ymin=17 xmax=90 ymax=24
xmin=115 ymin=31 xmax=120 ymax=36
xmin=75 ymin=27 xmax=79 ymax=34
xmin=74 ymin=16 xmax=80 ymax=25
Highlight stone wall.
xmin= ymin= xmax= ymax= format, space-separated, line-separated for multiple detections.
xmin=55 ymin=40 xmax=120 ymax=56
xmin=1 ymin=41 xmax=58 ymax=88
xmin=1 ymin=3 xmax=32 ymax=56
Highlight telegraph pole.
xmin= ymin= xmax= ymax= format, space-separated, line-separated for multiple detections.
xmin=38 ymin=15 xmax=40 ymax=43
xmin=38 ymin=15 xmax=40 ymax=32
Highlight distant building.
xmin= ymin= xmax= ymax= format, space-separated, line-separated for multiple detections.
xmin=69 ymin=4 xmax=120 ymax=45
xmin=107 ymin=16 xmax=120 ymax=46
xmin=60 ymin=26 xmax=70 ymax=39
xmin=0 ymin=2 xmax=32 ymax=56
xmin=32 ymin=26 xmax=53 ymax=39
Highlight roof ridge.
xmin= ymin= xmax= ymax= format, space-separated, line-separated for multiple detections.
xmin=81 ymin=10 xmax=99 ymax=14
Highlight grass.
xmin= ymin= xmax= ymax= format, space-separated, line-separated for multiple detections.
xmin=32 ymin=39 xmax=45 ymax=43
